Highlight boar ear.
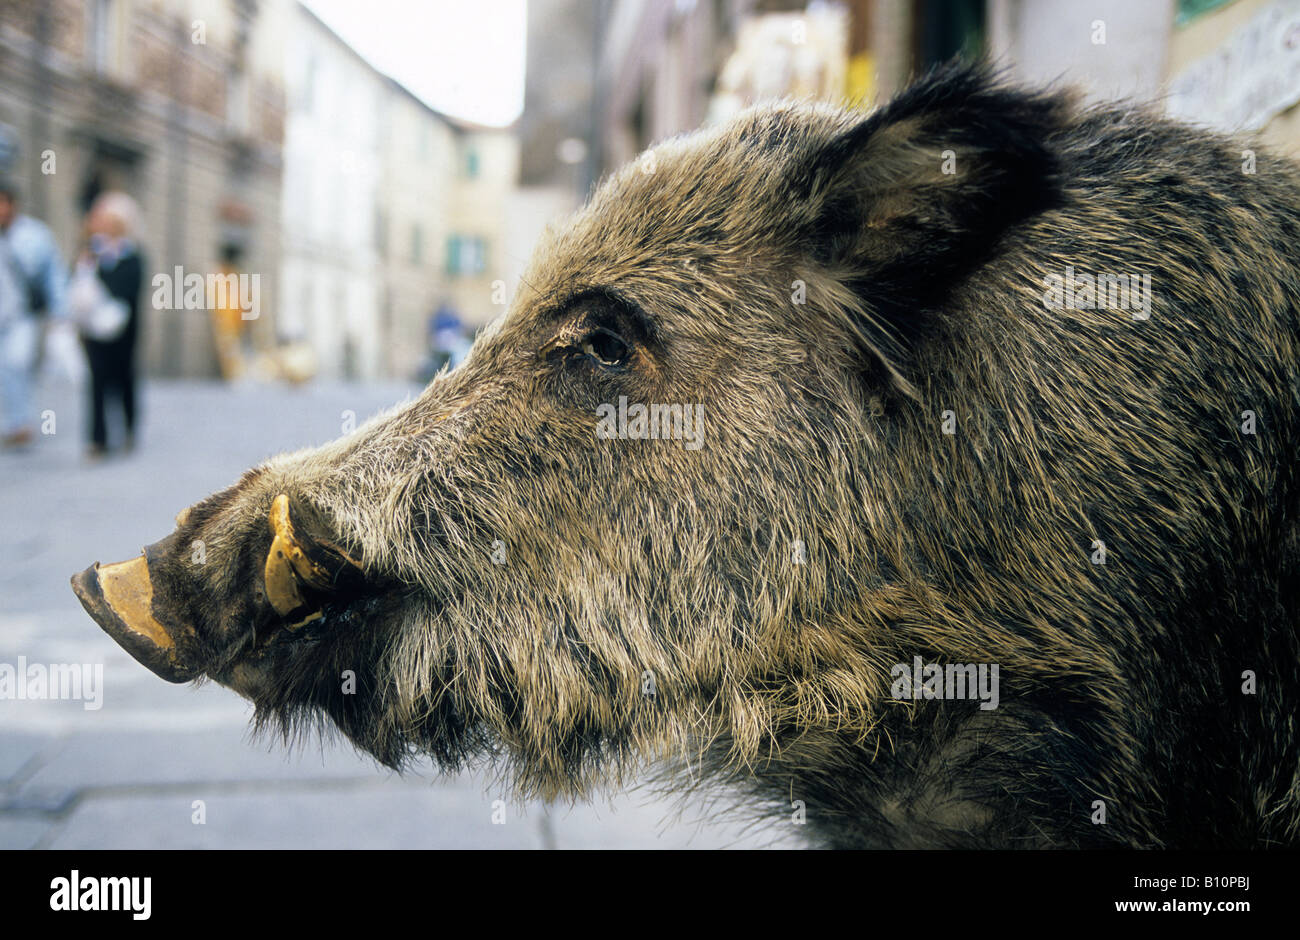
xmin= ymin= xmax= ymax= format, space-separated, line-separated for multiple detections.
xmin=799 ymin=61 xmax=1067 ymax=384
xmin=264 ymin=494 xmax=364 ymax=621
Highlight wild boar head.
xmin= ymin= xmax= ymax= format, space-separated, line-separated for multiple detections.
xmin=73 ymin=64 xmax=1070 ymax=799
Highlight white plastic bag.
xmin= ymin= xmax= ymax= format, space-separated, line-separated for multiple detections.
xmin=40 ymin=319 xmax=87 ymax=384
xmin=68 ymin=259 xmax=129 ymax=341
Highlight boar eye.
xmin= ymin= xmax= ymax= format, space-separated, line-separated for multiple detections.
xmin=580 ymin=328 xmax=630 ymax=369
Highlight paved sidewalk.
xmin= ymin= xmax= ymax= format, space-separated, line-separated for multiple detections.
xmin=0 ymin=376 xmax=801 ymax=849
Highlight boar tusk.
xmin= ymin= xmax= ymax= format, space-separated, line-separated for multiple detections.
xmin=264 ymin=493 xmax=363 ymax=618
xmin=286 ymin=610 xmax=325 ymax=632
xmin=266 ymin=493 xmax=327 ymax=615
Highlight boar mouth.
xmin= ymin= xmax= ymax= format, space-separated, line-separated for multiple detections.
xmin=72 ymin=493 xmax=368 ymax=685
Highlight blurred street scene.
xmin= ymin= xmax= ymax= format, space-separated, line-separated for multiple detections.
xmin=3 ymin=0 xmax=1298 ymax=387
xmin=1 ymin=0 xmax=1298 ymax=848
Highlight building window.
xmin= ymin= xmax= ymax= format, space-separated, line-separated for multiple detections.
xmin=446 ymin=235 xmax=486 ymax=276
xmin=463 ymin=145 xmax=480 ymax=179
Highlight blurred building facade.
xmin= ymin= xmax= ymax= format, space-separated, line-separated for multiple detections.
xmin=282 ymin=2 xmax=518 ymax=382
xmin=504 ymin=0 xmax=602 ymax=307
xmin=279 ymin=2 xmax=385 ymax=380
xmin=516 ymin=0 xmax=603 ymax=198
xmin=7 ymin=1 xmax=1292 ymax=384
xmin=442 ymin=129 xmax=518 ymax=338
xmin=590 ymin=0 xmax=1300 ymax=175
xmin=2 ymin=0 xmax=521 ymax=384
xmin=375 ymin=79 xmax=457 ymax=382
xmin=0 ymin=0 xmax=288 ymax=378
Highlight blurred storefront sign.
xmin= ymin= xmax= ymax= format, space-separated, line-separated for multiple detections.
xmin=1168 ymin=0 xmax=1300 ymax=130
xmin=1178 ymin=0 xmax=1238 ymax=26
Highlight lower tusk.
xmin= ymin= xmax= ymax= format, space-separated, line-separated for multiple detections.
xmin=265 ymin=493 xmax=331 ymax=615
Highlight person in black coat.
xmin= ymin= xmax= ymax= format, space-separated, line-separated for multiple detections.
xmin=76 ymin=192 xmax=144 ymax=458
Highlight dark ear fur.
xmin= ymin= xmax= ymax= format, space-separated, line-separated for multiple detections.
xmin=802 ymin=60 xmax=1069 ymax=392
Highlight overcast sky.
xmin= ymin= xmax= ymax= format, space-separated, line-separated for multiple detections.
xmin=300 ymin=0 xmax=527 ymax=126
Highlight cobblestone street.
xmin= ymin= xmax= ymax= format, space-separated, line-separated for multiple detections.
xmin=0 ymin=376 xmax=798 ymax=849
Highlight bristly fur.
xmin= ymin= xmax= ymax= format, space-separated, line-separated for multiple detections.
xmin=121 ymin=61 xmax=1300 ymax=848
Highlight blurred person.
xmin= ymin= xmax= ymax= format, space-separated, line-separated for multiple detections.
xmin=0 ymin=178 xmax=67 ymax=449
xmin=68 ymin=191 xmax=144 ymax=459
xmin=426 ymin=301 xmax=470 ymax=377
xmin=212 ymin=242 xmax=249 ymax=381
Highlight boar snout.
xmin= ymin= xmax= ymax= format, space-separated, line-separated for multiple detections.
xmin=71 ymin=532 xmax=200 ymax=683
xmin=72 ymin=492 xmax=366 ymax=685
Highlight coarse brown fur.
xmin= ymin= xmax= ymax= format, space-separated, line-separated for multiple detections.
xmin=75 ymin=62 xmax=1300 ymax=848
